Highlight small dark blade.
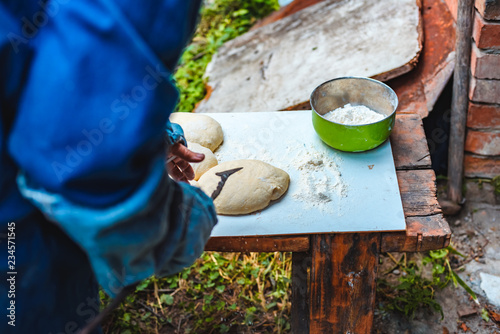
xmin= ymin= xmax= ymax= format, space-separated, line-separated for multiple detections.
xmin=211 ymin=167 xmax=243 ymax=200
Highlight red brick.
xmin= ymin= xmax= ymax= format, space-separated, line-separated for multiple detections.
xmin=471 ymin=42 xmax=500 ymax=79
xmin=445 ymin=0 xmax=458 ymax=21
xmin=464 ymin=154 xmax=500 ymax=178
xmin=473 ymin=10 xmax=500 ymax=49
xmin=467 ymin=102 xmax=500 ymax=129
xmin=469 ymin=77 xmax=500 ymax=104
xmin=476 ymin=0 xmax=500 ymax=20
xmin=465 ymin=130 xmax=500 ymax=155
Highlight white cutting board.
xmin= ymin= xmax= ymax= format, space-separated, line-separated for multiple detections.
xmin=203 ymin=111 xmax=405 ymax=237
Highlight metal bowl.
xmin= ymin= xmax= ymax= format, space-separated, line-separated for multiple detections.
xmin=310 ymin=77 xmax=398 ymax=152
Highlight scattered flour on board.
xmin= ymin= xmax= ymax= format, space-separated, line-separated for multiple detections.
xmin=290 ymin=147 xmax=347 ymax=215
xmin=323 ymin=103 xmax=385 ymax=125
xmin=214 ymin=128 xmax=347 ymax=215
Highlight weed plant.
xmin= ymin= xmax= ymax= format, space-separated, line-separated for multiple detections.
xmin=102 ymin=252 xmax=291 ymax=333
xmin=377 ymin=245 xmax=480 ymax=321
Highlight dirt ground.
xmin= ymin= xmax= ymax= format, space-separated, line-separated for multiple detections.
xmin=374 ymin=180 xmax=500 ymax=334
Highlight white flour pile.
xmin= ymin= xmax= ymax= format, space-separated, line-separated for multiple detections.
xmin=323 ymin=103 xmax=385 ymax=125
xmin=291 ymin=148 xmax=347 ymax=214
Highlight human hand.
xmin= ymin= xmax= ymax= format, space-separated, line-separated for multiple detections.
xmin=167 ymin=143 xmax=205 ymax=182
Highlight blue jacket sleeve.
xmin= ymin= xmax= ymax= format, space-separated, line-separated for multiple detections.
xmin=17 ymin=162 xmax=217 ymax=297
xmin=166 ymin=120 xmax=187 ymax=147
xmin=7 ymin=0 xmax=216 ymax=296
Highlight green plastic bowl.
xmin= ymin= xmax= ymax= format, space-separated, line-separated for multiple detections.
xmin=310 ymin=77 xmax=398 ymax=152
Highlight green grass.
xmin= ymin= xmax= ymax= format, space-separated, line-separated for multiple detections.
xmin=174 ymin=0 xmax=279 ymax=113
xmin=377 ymin=245 xmax=481 ymax=321
xmin=102 ymin=252 xmax=292 ymax=333
xmin=475 ymin=175 xmax=500 ymax=194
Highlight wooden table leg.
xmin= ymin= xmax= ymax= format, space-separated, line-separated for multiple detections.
xmin=308 ymin=233 xmax=381 ymax=333
xmin=291 ymin=251 xmax=311 ymax=333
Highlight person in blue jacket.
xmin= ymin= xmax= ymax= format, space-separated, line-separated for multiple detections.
xmin=0 ymin=0 xmax=217 ymax=332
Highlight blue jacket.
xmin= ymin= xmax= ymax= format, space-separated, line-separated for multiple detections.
xmin=0 ymin=0 xmax=216 ymax=332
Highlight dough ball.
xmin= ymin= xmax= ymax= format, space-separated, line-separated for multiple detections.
xmin=170 ymin=112 xmax=223 ymax=152
xmin=187 ymin=142 xmax=218 ymax=181
xmin=198 ymin=159 xmax=290 ymax=215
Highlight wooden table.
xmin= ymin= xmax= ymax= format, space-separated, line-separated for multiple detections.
xmin=204 ymin=0 xmax=454 ymax=332
xmin=205 ymin=112 xmax=449 ymax=333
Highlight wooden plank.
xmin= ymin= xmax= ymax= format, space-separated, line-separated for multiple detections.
xmin=391 ymin=114 xmax=432 ymax=170
xmin=196 ymin=0 xmax=422 ymax=114
xmin=448 ymin=0 xmax=474 ymax=203
xmin=254 ymin=0 xmax=453 ymax=115
xmin=416 ymin=0 xmax=456 ymax=113
xmin=381 ymin=214 xmax=451 ymax=252
xmin=252 ymin=0 xmax=324 ymax=31
xmin=448 ymin=0 xmax=476 ymax=203
xmin=388 ymin=0 xmax=456 ymax=117
xmin=309 ymin=233 xmax=380 ymax=333
xmin=257 ymin=0 xmax=456 ymax=116
xmin=291 ymin=252 xmax=311 ymax=334
xmin=397 ymin=169 xmax=442 ymax=217
xmin=204 ymin=236 xmax=310 ymax=252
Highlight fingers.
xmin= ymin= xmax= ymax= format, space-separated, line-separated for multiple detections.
xmin=168 ymin=163 xmax=189 ymax=182
xmin=167 ymin=155 xmax=195 ymax=182
xmin=170 ymin=143 xmax=205 ymax=163
xmin=167 ymin=143 xmax=205 ymax=182
xmin=175 ymin=157 xmax=196 ymax=180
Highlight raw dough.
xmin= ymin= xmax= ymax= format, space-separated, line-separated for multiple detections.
xmin=170 ymin=112 xmax=223 ymax=152
xmin=198 ymin=159 xmax=290 ymax=215
xmin=187 ymin=142 xmax=218 ymax=181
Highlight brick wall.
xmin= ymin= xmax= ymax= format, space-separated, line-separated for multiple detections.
xmin=445 ymin=0 xmax=500 ymax=178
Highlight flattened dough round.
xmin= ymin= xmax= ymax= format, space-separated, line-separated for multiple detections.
xmin=198 ymin=159 xmax=290 ymax=215
xmin=170 ymin=113 xmax=223 ymax=152
xmin=187 ymin=142 xmax=218 ymax=181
